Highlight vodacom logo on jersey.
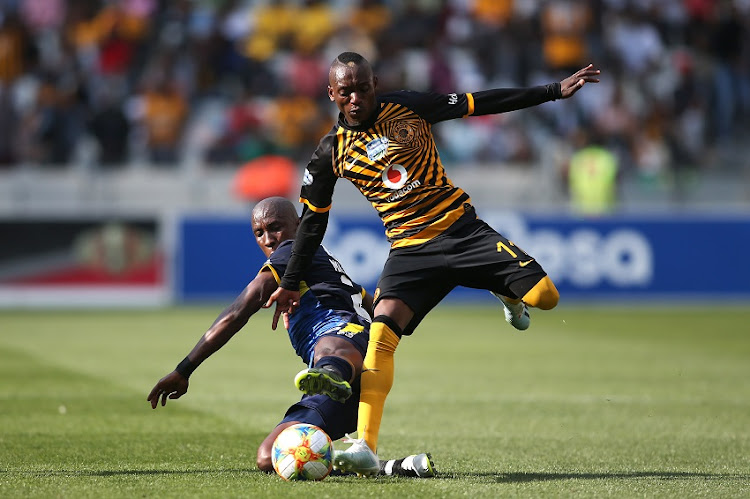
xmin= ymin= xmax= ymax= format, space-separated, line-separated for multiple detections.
xmin=382 ymin=163 xmax=408 ymax=189
xmin=382 ymin=163 xmax=421 ymax=202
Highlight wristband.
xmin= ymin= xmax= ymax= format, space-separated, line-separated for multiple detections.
xmin=175 ymin=356 xmax=198 ymax=378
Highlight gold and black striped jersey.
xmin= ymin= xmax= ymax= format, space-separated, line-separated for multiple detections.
xmin=281 ymin=84 xmax=560 ymax=288
xmin=300 ymin=90 xmax=478 ymax=248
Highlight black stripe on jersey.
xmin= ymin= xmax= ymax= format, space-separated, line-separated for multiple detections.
xmin=377 ymin=102 xmax=408 ymax=122
xmin=334 ymin=129 xmax=358 ymax=177
xmin=388 ymin=194 xmax=470 ymax=240
xmin=385 ymin=190 xmax=469 ymax=237
xmin=406 ymin=187 xmax=462 ymax=220
xmin=345 ymin=169 xmax=377 ymax=183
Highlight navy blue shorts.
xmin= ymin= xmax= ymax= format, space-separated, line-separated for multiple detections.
xmin=277 ymin=324 xmax=368 ymax=440
xmin=279 ymin=388 xmax=360 ymax=441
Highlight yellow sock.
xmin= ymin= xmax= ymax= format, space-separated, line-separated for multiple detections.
xmin=521 ymin=275 xmax=560 ymax=310
xmin=357 ymin=321 xmax=400 ymax=453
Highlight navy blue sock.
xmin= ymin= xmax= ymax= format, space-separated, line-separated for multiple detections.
xmin=314 ymin=356 xmax=354 ymax=384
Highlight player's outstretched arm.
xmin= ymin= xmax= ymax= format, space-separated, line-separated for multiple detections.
xmin=147 ymin=271 xmax=279 ymax=409
xmin=559 ymin=64 xmax=601 ymax=99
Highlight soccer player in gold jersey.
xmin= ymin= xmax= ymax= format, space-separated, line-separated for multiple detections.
xmin=265 ymin=52 xmax=601 ymax=476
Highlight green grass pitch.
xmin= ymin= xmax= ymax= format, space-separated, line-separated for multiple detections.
xmin=1 ymin=304 xmax=749 ymax=498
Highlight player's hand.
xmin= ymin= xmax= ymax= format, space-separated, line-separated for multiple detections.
xmin=559 ymin=64 xmax=601 ymax=98
xmin=147 ymin=371 xmax=189 ymax=409
xmin=263 ymin=287 xmax=300 ymax=330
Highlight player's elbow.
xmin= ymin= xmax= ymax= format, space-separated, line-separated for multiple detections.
xmin=256 ymin=447 xmax=274 ymax=473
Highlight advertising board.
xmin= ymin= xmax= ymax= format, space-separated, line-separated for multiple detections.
xmin=178 ymin=212 xmax=750 ymax=303
xmin=0 ymin=218 xmax=167 ymax=307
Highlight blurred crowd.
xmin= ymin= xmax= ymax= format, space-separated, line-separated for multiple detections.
xmin=0 ymin=0 xmax=748 ymax=183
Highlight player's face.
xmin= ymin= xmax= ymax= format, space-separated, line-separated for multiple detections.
xmin=252 ymin=212 xmax=298 ymax=258
xmin=328 ymin=63 xmax=378 ymax=126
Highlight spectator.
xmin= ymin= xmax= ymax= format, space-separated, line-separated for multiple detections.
xmin=347 ymin=0 xmax=392 ymax=40
xmin=266 ymin=86 xmax=333 ymax=161
xmin=0 ymin=0 xmax=746 ymax=186
xmin=0 ymin=11 xmax=35 ymax=85
xmin=23 ymin=75 xmax=82 ymax=165
xmin=540 ymin=0 xmax=593 ymax=74
xmin=89 ymin=88 xmax=130 ymax=167
xmin=708 ymin=1 xmax=750 ymax=142
xmin=137 ymin=74 xmax=187 ymax=165
xmin=566 ymin=131 xmax=620 ymax=215
xmin=0 ymin=87 xmax=19 ymax=165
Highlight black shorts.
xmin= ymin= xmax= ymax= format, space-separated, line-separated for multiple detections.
xmin=375 ymin=212 xmax=546 ymax=335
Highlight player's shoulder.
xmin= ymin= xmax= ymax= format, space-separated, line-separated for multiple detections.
xmin=312 ymin=123 xmax=339 ymax=151
xmin=276 ymin=239 xmax=294 ymax=251
xmin=379 ymin=90 xmax=428 ymax=107
xmin=379 ymin=90 xmax=458 ymax=120
xmin=269 ymin=239 xmax=294 ymax=263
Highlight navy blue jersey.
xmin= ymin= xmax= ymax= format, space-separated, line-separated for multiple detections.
xmin=262 ymin=240 xmax=371 ymax=365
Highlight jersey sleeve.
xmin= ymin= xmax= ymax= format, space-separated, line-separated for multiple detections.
xmin=384 ymin=83 xmax=562 ymax=123
xmin=299 ymin=129 xmax=338 ymax=214
xmin=383 ymin=90 xmax=471 ymax=124
xmin=470 ymin=83 xmax=561 ymax=116
xmin=281 ymin=130 xmax=337 ymax=290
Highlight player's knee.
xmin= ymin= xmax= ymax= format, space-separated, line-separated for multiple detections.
xmin=522 ymin=276 xmax=559 ymax=310
xmin=536 ymin=287 xmax=559 ymax=310
xmin=314 ymin=336 xmax=363 ymax=366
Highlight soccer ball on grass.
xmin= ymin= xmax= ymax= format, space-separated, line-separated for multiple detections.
xmin=271 ymin=423 xmax=333 ymax=481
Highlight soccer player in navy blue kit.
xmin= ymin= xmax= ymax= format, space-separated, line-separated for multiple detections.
xmin=148 ymin=197 xmax=434 ymax=478
xmin=265 ymin=52 xmax=601 ymax=476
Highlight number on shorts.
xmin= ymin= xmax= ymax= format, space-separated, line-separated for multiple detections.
xmin=497 ymin=240 xmax=530 ymax=259
xmin=496 ymin=241 xmax=518 ymax=258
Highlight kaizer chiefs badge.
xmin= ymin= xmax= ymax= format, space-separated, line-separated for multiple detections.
xmin=392 ymin=121 xmax=417 ymax=145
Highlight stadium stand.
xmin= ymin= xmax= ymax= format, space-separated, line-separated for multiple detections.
xmin=0 ymin=0 xmax=748 ymax=212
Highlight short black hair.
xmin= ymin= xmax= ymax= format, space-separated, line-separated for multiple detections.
xmin=335 ymin=52 xmax=367 ymax=66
